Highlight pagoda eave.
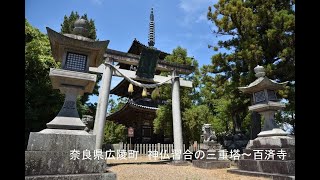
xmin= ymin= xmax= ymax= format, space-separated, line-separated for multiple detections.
xmin=128 ymin=39 xmax=169 ymax=59
xmin=106 ymin=101 xmax=158 ymax=124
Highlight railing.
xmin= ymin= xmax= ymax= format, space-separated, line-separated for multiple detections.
xmin=113 ymin=141 xmax=201 ymax=155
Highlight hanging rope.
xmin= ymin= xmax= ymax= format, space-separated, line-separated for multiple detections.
xmin=105 ymin=62 xmax=177 ymax=89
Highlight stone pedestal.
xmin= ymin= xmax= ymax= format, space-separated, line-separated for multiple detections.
xmin=193 ymin=124 xmax=230 ymax=169
xmin=223 ymin=132 xmax=249 ymax=153
xmin=227 ymin=136 xmax=295 ymax=180
xmin=47 ymin=68 xmax=97 ymax=130
xmin=25 ymin=69 xmax=116 ymax=179
xmin=25 ymin=129 xmax=116 ymax=180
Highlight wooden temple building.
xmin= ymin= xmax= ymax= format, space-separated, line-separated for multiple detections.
xmin=106 ymin=8 xmax=173 ymax=144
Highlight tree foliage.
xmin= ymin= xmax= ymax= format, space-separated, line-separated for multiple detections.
xmin=182 ymin=105 xmax=214 ymax=142
xmin=25 ymin=19 xmax=64 ymax=148
xmin=203 ymin=0 xmax=295 ymax=134
xmin=153 ymin=46 xmax=202 ymax=144
xmin=61 ymin=11 xmax=97 ymax=40
xmin=103 ymin=97 xmax=128 ymax=144
xmin=103 ymin=120 xmax=126 ymax=144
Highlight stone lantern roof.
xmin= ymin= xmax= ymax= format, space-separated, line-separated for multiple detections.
xmin=238 ymin=65 xmax=288 ymax=94
xmin=46 ymin=19 xmax=109 ymax=68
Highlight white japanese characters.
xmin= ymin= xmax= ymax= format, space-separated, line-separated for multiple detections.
xmin=70 ymin=148 xmax=287 ymax=161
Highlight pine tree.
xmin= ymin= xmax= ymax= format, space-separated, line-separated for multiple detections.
xmin=60 ymin=11 xmax=97 ymax=40
xmin=204 ymin=0 xmax=295 ymax=134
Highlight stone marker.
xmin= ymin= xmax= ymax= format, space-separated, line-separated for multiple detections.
xmin=192 ymin=124 xmax=230 ymax=169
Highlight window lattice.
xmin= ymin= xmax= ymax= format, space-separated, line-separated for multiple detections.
xmin=267 ymin=90 xmax=277 ymax=101
xmin=254 ymin=91 xmax=266 ymax=103
xmin=64 ymin=52 xmax=87 ymax=72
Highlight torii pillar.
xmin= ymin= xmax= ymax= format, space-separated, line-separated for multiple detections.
xmin=171 ymin=70 xmax=184 ymax=161
xmin=93 ymin=58 xmax=113 ymax=149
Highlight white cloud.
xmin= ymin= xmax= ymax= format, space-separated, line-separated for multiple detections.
xmin=179 ymin=0 xmax=212 ymax=13
xmin=195 ymin=12 xmax=207 ymax=23
xmin=91 ymin=0 xmax=105 ymax=5
xmin=178 ymin=0 xmax=216 ymax=26
xmin=177 ymin=32 xmax=193 ymax=38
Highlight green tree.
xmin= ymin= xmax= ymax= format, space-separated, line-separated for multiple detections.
xmin=153 ymin=46 xmax=202 ymax=146
xmin=183 ymin=105 xmax=214 ymax=142
xmin=25 ymin=19 xmax=64 ymax=148
xmin=110 ymin=97 xmax=128 ymax=114
xmin=204 ymin=0 xmax=295 ymax=134
xmin=103 ymin=121 xmax=126 ymax=144
xmin=61 ymin=11 xmax=97 ymax=40
xmin=103 ymin=97 xmax=128 ymax=144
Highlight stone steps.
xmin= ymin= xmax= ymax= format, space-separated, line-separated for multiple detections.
xmin=228 ymin=168 xmax=295 ymax=180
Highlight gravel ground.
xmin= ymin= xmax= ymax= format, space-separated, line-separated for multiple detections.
xmin=107 ymin=156 xmax=270 ymax=180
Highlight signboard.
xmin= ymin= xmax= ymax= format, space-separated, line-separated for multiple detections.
xmin=136 ymin=47 xmax=160 ymax=79
xmin=128 ymin=127 xmax=134 ymax=137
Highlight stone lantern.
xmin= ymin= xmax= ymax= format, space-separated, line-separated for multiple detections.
xmin=238 ymin=65 xmax=288 ymax=137
xmin=25 ymin=19 xmax=116 ymax=180
xmin=227 ymin=65 xmax=295 ymax=179
xmin=46 ymin=19 xmax=109 ymax=130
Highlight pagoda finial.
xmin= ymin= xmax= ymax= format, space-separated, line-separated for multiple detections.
xmin=148 ymin=7 xmax=155 ymax=47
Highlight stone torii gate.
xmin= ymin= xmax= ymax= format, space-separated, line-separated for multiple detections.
xmin=90 ymin=48 xmax=194 ymax=161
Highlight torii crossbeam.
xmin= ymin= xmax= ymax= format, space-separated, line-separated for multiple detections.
xmin=91 ymin=47 xmax=194 ymax=162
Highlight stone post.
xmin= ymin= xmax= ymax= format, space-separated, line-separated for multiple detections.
xmin=93 ymin=58 xmax=113 ymax=149
xmin=260 ymin=110 xmax=278 ymax=131
xmin=171 ymin=70 xmax=183 ymax=161
xmin=46 ymin=86 xmax=86 ymax=130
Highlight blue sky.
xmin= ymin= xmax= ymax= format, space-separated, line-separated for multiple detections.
xmin=26 ymin=0 xmax=221 ymax=104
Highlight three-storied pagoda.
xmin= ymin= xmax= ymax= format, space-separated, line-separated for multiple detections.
xmin=106 ymin=8 xmax=172 ymax=144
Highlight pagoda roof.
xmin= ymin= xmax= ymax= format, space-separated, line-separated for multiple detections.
xmin=118 ymin=39 xmax=169 ymax=72
xmin=128 ymin=39 xmax=169 ymax=59
xmin=106 ymin=99 xmax=158 ymax=124
xmin=238 ymin=76 xmax=288 ymax=94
